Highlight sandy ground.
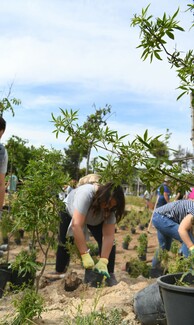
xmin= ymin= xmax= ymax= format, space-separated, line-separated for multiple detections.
xmin=0 ymin=206 xmax=158 ymax=324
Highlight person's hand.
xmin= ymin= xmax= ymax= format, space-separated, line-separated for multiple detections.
xmin=189 ymin=246 xmax=194 ymax=268
xmin=94 ymin=258 xmax=110 ymax=278
xmin=189 ymin=245 xmax=194 ymax=256
xmin=81 ymin=252 xmax=95 ymax=269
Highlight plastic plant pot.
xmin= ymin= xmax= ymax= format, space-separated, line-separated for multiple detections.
xmin=157 ymin=272 xmax=194 ymax=325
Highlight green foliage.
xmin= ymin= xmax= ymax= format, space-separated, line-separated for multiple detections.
xmin=125 ymin=196 xmax=145 ymax=207
xmin=0 ymin=95 xmax=21 ymax=117
xmin=52 ymin=105 xmax=194 ymax=191
xmin=65 ymin=291 xmax=122 ymax=325
xmin=170 ymin=240 xmax=180 ymax=255
xmin=5 ymin=136 xmax=34 ymax=179
xmin=12 ymin=148 xmax=68 ymax=235
xmin=52 ymin=105 xmax=113 ymax=174
xmin=137 ymin=233 xmax=148 ymax=246
xmin=11 ymin=288 xmax=44 ymax=325
xmin=136 ymin=233 xmax=148 ymax=259
xmin=0 ymin=209 xmax=13 ymax=239
xmin=123 ymin=234 xmax=131 ymax=244
xmin=10 ymin=148 xmax=71 ymax=292
xmin=131 ymin=4 xmax=194 ymax=99
xmin=10 ymin=250 xmax=39 ymax=277
xmin=63 ymin=142 xmax=83 ymax=179
xmin=126 ymin=258 xmax=151 ymax=278
xmin=168 ymin=255 xmax=194 ymax=274
xmin=65 ymin=239 xmax=80 ymax=263
xmin=66 ymin=308 xmax=122 ymax=325
xmin=149 ymin=138 xmax=169 ymax=159
xmin=87 ymin=242 xmax=99 ymax=256
xmin=157 ymin=249 xmax=170 ymax=272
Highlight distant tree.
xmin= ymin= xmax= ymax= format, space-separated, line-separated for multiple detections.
xmin=172 ymin=145 xmax=194 ymax=170
xmin=5 ymin=136 xmax=39 ymax=179
xmin=63 ymin=142 xmax=82 ymax=180
xmin=5 ymin=136 xmax=31 ymax=178
xmin=150 ymin=138 xmax=169 ymax=159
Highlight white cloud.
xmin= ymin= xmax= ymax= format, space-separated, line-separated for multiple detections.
xmin=0 ymin=0 xmax=193 ymax=157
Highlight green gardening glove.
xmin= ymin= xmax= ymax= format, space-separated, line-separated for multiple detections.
xmin=81 ymin=252 xmax=95 ymax=269
xmin=94 ymin=258 xmax=110 ymax=278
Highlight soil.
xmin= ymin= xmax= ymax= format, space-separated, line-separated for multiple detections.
xmin=0 ymin=205 xmax=158 ymax=324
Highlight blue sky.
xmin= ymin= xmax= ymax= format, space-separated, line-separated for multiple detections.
xmin=0 ymin=0 xmax=193 ymax=159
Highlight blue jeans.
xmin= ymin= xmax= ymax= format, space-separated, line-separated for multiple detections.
xmin=152 ymin=212 xmax=191 ymax=268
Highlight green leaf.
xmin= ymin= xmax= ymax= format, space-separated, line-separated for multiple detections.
xmin=166 ymin=31 xmax=174 ymax=40
xmin=154 ymin=51 xmax=162 ymax=60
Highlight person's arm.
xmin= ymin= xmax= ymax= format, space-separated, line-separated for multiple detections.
xmin=164 ymin=191 xmax=170 ymax=203
xmin=93 ymin=223 xmax=115 ymax=278
xmin=0 ymin=173 xmax=5 ymax=210
xmin=71 ymin=208 xmax=94 ymax=269
xmin=178 ymin=214 xmax=194 ymax=249
xmin=174 ymin=192 xmax=180 ymax=201
xmin=101 ymin=223 xmax=115 ymax=259
xmin=71 ymin=208 xmax=88 ymax=254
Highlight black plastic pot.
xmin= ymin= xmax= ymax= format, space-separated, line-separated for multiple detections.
xmin=14 ymin=238 xmax=21 ymax=245
xmin=0 ymin=263 xmax=12 ymax=298
xmin=84 ymin=269 xmax=104 ymax=288
xmin=122 ymin=242 xmax=129 ymax=250
xmin=2 ymin=237 xmax=8 ymax=244
xmin=119 ymin=225 xmax=126 ymax=230
xmin=131 ymin=227 xmax=136 ymax=234
xmin=157 ymin=272 xmax=194 ymax=325
xmin=10 ymin=270 xmax=35 ymax=290
xmin=138 ymin=252 xmax=147 ymax=261
xmin=134 ymin=282 xmax=166 ymax=325
xmin=18 ymin=229 xmax=24 ymax=239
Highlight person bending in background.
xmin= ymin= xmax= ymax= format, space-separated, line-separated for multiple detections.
xmin=48 ymin=182 xmax=125 ymax=287
xmin=150 ymin=199 xmax=194 ymax=277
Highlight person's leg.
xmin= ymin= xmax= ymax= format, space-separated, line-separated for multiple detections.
xmin=87 ymin=223 xmax=116 ymax=273
xmin=151 ymin=229 xmax=173 ymax=268
xmin=152 ymin=212 xmax=182 ymax=268
xmin=56 ymin=211 xmax=72 ymax=273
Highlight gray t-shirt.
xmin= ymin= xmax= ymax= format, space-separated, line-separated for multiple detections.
xmin=0 ymin=149 xmax=8 ymax=174
xmin=66 ymin=184 xmax=116 ymax=226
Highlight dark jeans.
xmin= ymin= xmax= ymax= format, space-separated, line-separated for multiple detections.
xmin=56 ymin=211 xmax=116 ymax=273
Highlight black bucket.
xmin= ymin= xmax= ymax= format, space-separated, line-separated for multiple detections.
xmin=157 ymin=272 xmax=194 ymax=325
xmin=84 ymin=269 xmax=104 ymax=288
xmin=0 ymin=264 xmax=12 ymax=298
xmin=133 ymin=282 xmax=167 ymax=325
xmin=10 ymin=270 xmax=35 ymax=290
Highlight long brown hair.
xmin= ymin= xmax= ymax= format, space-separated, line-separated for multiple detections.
xmin=91 ymin=182 xmax=125 ymax=223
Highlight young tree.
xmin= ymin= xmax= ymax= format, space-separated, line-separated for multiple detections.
xmin=12 ymin=147 xmax=70 ymax=292
xmin=52 ymin=104 xmax=112 ymax=174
